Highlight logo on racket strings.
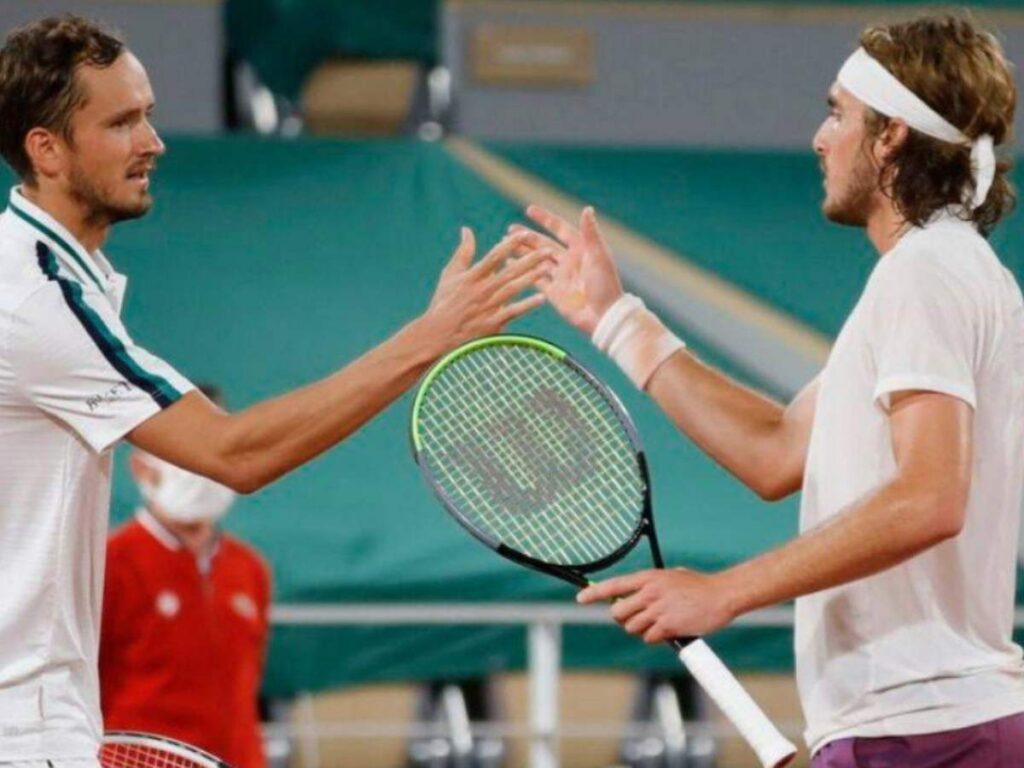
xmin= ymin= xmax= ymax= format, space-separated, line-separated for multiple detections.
xmin=446 ymin=386 xmax=599 ymax=515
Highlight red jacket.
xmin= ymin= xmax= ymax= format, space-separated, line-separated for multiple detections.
xmin=100 ymin=514 xmax=271 ymax=768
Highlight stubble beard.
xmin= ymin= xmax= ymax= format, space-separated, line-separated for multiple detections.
xmin=68 ymin=160 xmax=152 ymax=229
xmin=822 ymin=152 xmax=878 ymax=227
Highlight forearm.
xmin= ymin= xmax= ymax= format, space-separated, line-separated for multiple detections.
xmin=646 ymin=351 xmax=795 ymax=498
xmin=516 ymin=208 xmax=807 ymax=497
xmin=719 ymin=477 xmax=961 ymax=617
xmin=580 ymin=479 xmax=962 ymax=642
xmin=215 ymin=318 xmax=438 ymax=491
xmin=131 ymin=230 xmax=553 ymax=490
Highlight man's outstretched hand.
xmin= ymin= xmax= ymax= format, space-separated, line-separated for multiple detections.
xmin=509 ymin=205 xmax=625 ymax=336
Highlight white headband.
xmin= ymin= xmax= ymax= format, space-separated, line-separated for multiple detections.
xmin=837 ymin=47 xmax=995 ymax=209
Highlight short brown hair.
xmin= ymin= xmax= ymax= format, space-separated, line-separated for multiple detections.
xmin=860 ymin=14 xmax=1016 ymax=236
xmin=0 ymin=15 xmax=124 ymax=182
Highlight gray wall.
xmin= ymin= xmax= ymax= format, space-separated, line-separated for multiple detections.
xmin=444 ymin=2 xmax=1024 ymax=148
xmin=0 ymin=1 xmax=222 ymax=134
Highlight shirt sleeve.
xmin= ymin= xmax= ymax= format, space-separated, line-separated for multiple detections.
xmin=868 ymin=250 xmax=979 ymax=412
xmin=7 ymin=278 xmax=195 ymax=453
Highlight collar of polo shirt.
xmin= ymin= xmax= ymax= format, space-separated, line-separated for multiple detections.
xmin=6 ymin=186 xmax=117 ymax=294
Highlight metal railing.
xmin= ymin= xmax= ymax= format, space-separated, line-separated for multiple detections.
xmin=270 ymin=603 xmax=798 ymax=768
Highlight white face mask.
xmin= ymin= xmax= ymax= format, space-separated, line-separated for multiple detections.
xmin=137 ymin=455 xmax=236 ymax=525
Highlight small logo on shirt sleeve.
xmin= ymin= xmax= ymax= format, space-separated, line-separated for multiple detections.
xmin=86 ymin=380 xmax=133 ymax=412
xmin=231 ymin=592 xmax=258 ymax=622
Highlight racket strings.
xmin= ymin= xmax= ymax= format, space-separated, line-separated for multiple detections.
xmin=100 ymin=743 xmax=207 ymax=768
xmin=497 ymin=351 xmax=640 ymax=553
xmin=426 ymin=349 xmax=622 ymax=563
xmin=447 ymin=353 xmax=622 ymax=562
xmin=424 ymin=358 xmax=552 ymax=556
xmin=454 ymin=348 xmax=641 ymax=533
xmin=419 ymin=344 xmax=644 ymax=565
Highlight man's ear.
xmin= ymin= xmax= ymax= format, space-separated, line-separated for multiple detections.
xmin=23 ymin=127 xmax=66 ymax=182
xmin=873 ymin=118 xmax=910 ymax=165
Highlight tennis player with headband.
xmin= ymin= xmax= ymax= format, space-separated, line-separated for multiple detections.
xmin=0 ymin=15 xmax=552 ymax=767
xmin=514 ymin=14 xmax=1024 ymax=766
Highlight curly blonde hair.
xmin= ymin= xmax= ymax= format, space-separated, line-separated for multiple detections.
xmin=860 ymin=13 xmax=1016 ymax=236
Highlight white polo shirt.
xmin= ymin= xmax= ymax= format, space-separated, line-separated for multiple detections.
xmin=797 ymin=209 xmax=1024 ymax=752
xmin=0 ymin=188 xmax=194 ymax=759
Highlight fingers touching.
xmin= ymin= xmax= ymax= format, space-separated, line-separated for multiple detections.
xmin=527 ymin=204 xmax=579 ymax=245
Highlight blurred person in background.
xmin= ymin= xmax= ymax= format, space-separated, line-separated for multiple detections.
xmin=100 ymin=384 xmax=270 ymax=768
xmin=519 ymin=13 xmax=1024 ymax=767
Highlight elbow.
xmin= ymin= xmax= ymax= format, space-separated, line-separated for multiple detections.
xmin=210 ymin=458 xmax=267 ymax=495
xmin=754 ymin=482 xmax=787 ymax=502
xmin=747 ymin=443 xmax=802 ymax=502
xmin=205 ymin=423 xmax=271 ymax=495
xmin=752 ymin=471 xmax=800 ymax=502
xmin=753 ymin=479 xmax=798 ymax=501
xmin=931 ymin=499 xmax=967 ymax=542
xmin=757 ymin=483 xmax=794 ymax=501
xmin=227 ymin=467 xmax=271 ymax=495
xmin=916 ymin=488 xmax=968 ymax=545
xmin=224 ymin=472 xmax=263 ymax=496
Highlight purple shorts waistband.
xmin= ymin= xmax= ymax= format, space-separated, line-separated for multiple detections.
xmin=811 ymin=711 xmax=1024 ymax=768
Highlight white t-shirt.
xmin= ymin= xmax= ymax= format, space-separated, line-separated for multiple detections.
xmin=0 ymin=188 xmax=194 ymax=759
xmin=797 ymin=210 xmax=1024 ymax=753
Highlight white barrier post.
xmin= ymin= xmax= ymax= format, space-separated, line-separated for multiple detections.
xmin=528 ymin=619 xmax=561 ymax=768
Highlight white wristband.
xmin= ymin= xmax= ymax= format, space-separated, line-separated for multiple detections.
xmin=591 ymin=293 xmax=685 ymax=390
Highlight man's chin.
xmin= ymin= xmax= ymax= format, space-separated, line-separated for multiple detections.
xmin=822 ymin=199 xmax=867 ymax=227
xmin=107 ymin=195 xmax=153 ymax=224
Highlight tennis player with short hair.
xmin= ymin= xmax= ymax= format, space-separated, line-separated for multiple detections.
xmin=0 ymin=15 xmax=550 ymax=765
xmin=517 ymin=13 xmax=1024 ymax=766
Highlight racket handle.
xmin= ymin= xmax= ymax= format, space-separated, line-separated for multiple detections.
xmin=676 ymin=639 xmax=797 ymax=768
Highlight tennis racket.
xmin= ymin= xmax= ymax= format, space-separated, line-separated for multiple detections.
xmin=410 ymin=334 xmax=796 ymax=768
xmin=101 ymin=732 xmax=233 ymax=768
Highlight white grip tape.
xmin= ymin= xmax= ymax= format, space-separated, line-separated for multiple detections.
xmin=677 ymin=639 xmax=797 ymax=768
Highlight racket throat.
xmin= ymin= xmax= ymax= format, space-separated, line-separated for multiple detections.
xmin=643 ymin=519 xmax=666 ymax=569
xmin=495 ymin=544 xmax=590 ymax=589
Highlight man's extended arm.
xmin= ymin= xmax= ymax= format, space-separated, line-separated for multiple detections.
xmin=129 ymin=231 xmax=552 ymax=493
xmin=580 ymin=390 xmax=973 ymax=641
xmin=515 ymin=204 xmax=817 ymax=500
